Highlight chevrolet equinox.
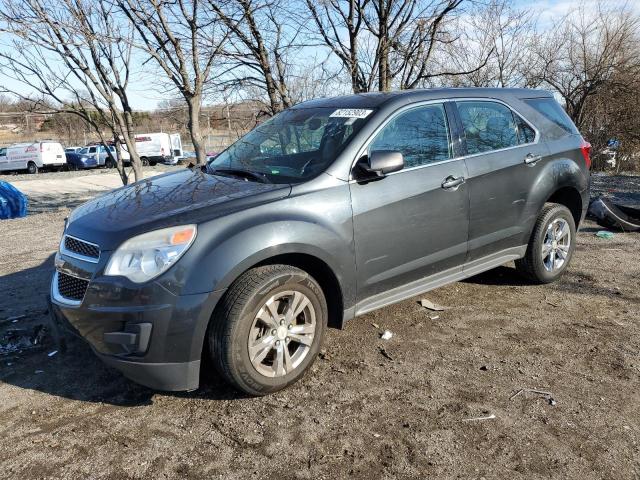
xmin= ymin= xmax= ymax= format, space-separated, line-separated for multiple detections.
xmin=51 ymin=88 xmax=591 ymax=395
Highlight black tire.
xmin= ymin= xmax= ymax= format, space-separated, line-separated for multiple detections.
xmin=27 ymin=161 xmax=38 ymax=174
xmin=209 ymin=265 xmax=327 ymax=396
xmin=516 ymin=203 xmax=576 ymax=284
xmin=105 ymin=158 xmax=115 ymax=169
xmin=140 ymin=157 xmax=149 ymax=166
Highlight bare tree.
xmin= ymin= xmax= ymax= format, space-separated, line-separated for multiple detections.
xmin=529 ymin=1 xmax=640 ymax=128
xmin=210 ymin=0 xmax=312 ymax=115
xmin=117 ymin=0 xmax=227 ymax=165
xmin=0 ymin=0 xmax=144 ymax=183
xmin=305 ymin=0 xmax=476 ymax=92
xmin=305 ymin=0 xmax=373 ymax=93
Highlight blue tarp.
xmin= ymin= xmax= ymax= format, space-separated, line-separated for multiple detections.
xmin=0 ymin=181 xmax=28 ymax=219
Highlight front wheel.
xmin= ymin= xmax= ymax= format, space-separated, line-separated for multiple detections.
xmin=209 ymin=265 xmax=327 ymax=396
xmin=516 ymin=203 xmax=576 ymax=283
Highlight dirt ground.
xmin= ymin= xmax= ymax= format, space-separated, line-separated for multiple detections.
xmin=0 ymin=173 xmax=639 ymax=479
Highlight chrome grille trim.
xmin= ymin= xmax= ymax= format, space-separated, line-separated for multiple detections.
xmin=61 ymin=234 xmax=100 ymax=263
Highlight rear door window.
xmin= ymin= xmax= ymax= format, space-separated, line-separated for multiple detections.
xmin=369 ymin=103 xmax=451 ymax=168
xmin=457 ymin=101 xmax=537 ymax=155
xmin=523 ymin=98 xmax=578 ymax=136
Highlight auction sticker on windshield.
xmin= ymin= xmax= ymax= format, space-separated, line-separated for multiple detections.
xmin=329 ymin=109 xmax=373 ymax=119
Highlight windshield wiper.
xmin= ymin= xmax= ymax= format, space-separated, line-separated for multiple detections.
xmin=209 ymin=167 xmax=272 ymax=184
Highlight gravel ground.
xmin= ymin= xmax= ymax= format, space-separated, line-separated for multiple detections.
xmin=0 ymin=173 xmax=639 ymax=479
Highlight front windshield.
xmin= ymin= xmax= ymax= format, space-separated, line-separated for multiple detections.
xmin=208 ymin=107 xmax=374 ymax=184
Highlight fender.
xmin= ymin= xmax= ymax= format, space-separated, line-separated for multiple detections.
xmin=175 ymin=178 xmax=356 ymax=308
xmin=520 ymin=143 xmax=589 ymax=244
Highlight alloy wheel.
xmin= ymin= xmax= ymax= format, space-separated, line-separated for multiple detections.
xmin=247 ymin=290 xmax=316 ymax=378
xmin=541 ymin=218 xmax=571 ymax=272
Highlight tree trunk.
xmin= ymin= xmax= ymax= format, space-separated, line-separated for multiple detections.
xmin=120 ymin=110 xmax=143 ymax=182
xmin=187 ymin=96 xmax=206 ymax=165
xmin=378 ymin=0 xmax=390 ymax=92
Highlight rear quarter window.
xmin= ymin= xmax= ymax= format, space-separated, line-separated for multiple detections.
xmin=523 ymin=98 xmax=579 ymax=137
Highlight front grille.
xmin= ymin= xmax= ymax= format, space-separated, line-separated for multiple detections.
xmin=64 ymin=235 xmax=100 ymax=260
xmin=57 ymin=272 xmax=89 ymax=301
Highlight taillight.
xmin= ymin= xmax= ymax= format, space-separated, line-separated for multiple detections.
xmin=580 ymin=140 xmax=591 ymax=169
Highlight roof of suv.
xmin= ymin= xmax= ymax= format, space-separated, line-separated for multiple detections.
xmin=293 ymin=87 xmax=552 ymax=110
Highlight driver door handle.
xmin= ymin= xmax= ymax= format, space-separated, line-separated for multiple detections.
xmin=441 ymin=175 xmax=465 ymax=190
xmin=524 ymin=153 xmax=542 ymax=165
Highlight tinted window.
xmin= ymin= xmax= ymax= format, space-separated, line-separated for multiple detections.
xmin=524 ymin=98 xmax=579 ymax=135
xmin=515 ymin=115 xmax=536 ymax=144
xmin=369 ymin=104 xmax=451 ymax=168
xmin=89 ymin=147 xmax=96 ymax=153
xmin=458 ymin=101 xmax=520 ymax=155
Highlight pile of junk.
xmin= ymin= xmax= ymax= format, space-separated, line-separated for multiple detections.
xmin=588 ymin=197 xmax=640 ymax=232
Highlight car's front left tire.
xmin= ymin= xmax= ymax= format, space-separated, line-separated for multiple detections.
xmin=209 ymin=265 xmax=327 ymax=396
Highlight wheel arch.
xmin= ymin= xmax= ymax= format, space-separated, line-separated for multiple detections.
xmin=208 ymin=247 xmax=347 ymax=331
xmin=546 ymin=186 xmax=583 ymax=227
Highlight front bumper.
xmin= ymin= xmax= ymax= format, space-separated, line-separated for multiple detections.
xmin=50 ymin=268 xmax=224 ymax=391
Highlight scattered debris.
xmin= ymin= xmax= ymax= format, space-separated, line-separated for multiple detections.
xmin=34 ymin=370 xmax=44 ymax=374
xmin=595 ymin=230 xmax=614 ymax=239
xmin=479 ymin=365 xmax=488 ymax=371
xmin=0 ymin=324 xmax=47 ymax=356
xmin=371 ymin=322 xmax=379 ymax=329
xmin=420 ymin=299 xmax=446 ymax=311
xmin=429 ymin=315 xmax=440 ymax=320
xmin=510 ymin=388 xmax=556 ymax=406
xmin=4 ymin=314 xmax=26 ymax=323
xmin=378 ymin=346 xmax=394 ymax=361
xmin=48 ymin=350 xmax=58 ymax=357
xmin=380 ymin=330 xmax=393 ymax=340
xmin=319 ymin=349 xmax=330 ymax=360
xmin=373 ymin=433 xmax=381 ymax=438
xmin=462 ymin=413 xmax=496 ymax=422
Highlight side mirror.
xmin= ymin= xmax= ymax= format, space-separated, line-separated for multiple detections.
xmin=358 ymin=150 xmax=404 ymax=179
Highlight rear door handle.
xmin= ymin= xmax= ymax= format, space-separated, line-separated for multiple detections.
xmin=441 ymin=175 xmax=465 ymax=190
xmin=524 ymin=153 xmax=542 ymax=165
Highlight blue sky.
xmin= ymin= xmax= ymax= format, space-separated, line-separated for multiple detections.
xmin=0 ymin=0 xmax=637 ymax=111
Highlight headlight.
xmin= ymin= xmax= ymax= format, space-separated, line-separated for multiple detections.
xmin=104 ymin=225 xmax=197 ymax=283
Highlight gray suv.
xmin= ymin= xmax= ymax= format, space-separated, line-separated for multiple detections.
xmin=50 ymin=88 xmax=590 ymax=395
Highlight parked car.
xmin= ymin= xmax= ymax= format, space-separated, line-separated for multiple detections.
xmin=50 ymin=88 xmax=590 ymax=395
xmin=65 ymin=146 xmax=83 ymax=154
xmin=0 ymin=141 xmax=65 ymax=174
xmin=65 ymin=151 xmax=98 ymax=170
xmin=78 ymin=144 xmax=129 ymax=168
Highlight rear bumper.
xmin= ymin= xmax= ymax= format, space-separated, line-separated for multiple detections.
xmin=50 ymin=275 xmax=224 ymax=391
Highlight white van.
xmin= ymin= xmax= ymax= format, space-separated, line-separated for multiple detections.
xmin=0 ymin=141 xmax=66 ymax=174
xmin=132 ymin=133 xmax=183 ymax=165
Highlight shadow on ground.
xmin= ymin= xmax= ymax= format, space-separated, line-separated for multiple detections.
xmin=0 ymin=255 xmax=246 ymax=407
xmin=27 ymin=192 xmax=94 ymax=215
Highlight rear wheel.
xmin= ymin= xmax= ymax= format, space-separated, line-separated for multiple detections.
xmin=105 ymin=158 xmax=115 ymax=169
xmin=27 ymin=161 xmax=38 ymax=174
xmin=516 ymin=203 xmax=576 ymax=283
xmin=209 ymin=265 xmax=327 ymax=396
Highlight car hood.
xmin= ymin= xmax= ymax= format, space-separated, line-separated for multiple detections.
xmin=66 ymin=168 xmax=291 ymax=250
